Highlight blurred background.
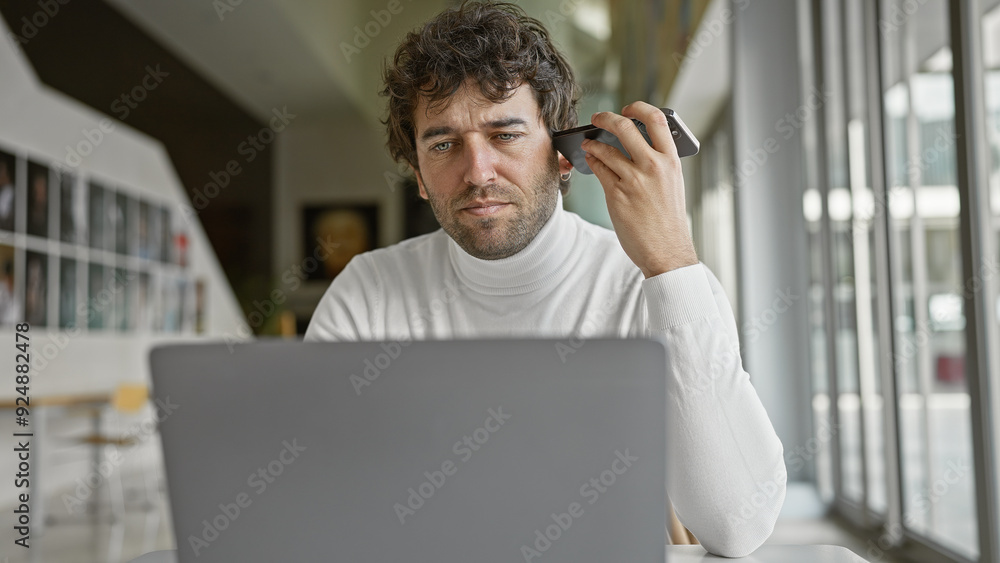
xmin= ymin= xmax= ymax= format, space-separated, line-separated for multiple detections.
xmin=0 ymin=0 xmax=998 ymax=561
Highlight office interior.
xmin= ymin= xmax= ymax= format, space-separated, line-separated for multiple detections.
xmin=0 ymin=0 xmax=997 ymax=561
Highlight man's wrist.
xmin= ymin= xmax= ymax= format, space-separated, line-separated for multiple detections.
xmin=642 ymin=247 xmax=699 ymax=279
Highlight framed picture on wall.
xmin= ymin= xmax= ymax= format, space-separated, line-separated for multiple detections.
xmin=195 ymin=278 xmax=206 ymax=334
xmin=136 ymin=271 xmax=152 ymax=331
xmin=26 ymin=161 xmax=49 ymax=238
xmin=113 ymin=192 xmax=129 ymax=255
xmin=0 ymin=244 xmax=17 ymax=325
xmin=0 ymin=150 xmax=15 ymax=233
xmin=0 ymin=146 xmax=198 ymax=335
xmin=58 ymin=257 xmax=77 ymax=329
xmin=103 ymin=186 xmax=120 ymax=252
xmin=87 ymin=263 xmax=108 ymax=330
xmin=60 ymin=172 xmax=86 ymax=244
xmin=159 ymin=206 xmax=171 ymax=263
xmin=24 ymin=251 xmax=47 ymax=326
xmin=88 ymin=183 xmax=105 ymax=250
xmin=301 ymin=203 xmax=379 ymax=281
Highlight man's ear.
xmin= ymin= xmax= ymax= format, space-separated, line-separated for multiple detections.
xmin=557 ymin=151 xmax=573 ymax=175
xmin=409 ymin=164 xmax=428 ymax=200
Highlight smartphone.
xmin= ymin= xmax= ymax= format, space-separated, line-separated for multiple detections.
xmin=552 ymin=107 xmax=699 ymax=175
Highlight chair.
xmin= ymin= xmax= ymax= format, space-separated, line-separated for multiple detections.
xmin=668 ymin=502 xmax=699 ymax=545
xmin=47 ymin=384 xmax=163 ymax=550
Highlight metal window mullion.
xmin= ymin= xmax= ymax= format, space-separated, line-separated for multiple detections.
xmin=838 ymin=0 xmax=882 ymax=519
xmin=811 ymin=0 xmax=845 ymax=504
xmin=902 ymin=8 xmax=939 ymax=531
xmin=948 ymin=0 xmax=1000 ymax=561
xmin=867 ymin=0 xmax=905 ymax=546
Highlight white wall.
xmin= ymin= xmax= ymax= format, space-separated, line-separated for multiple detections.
xmin=0 ymin=14 xmax=249 ymax=510
xmin=273 ymin=111 xmax=405 ymax=318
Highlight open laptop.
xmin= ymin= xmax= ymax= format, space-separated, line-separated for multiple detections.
xmin=150 ymin=338 xmax=667 ymax=562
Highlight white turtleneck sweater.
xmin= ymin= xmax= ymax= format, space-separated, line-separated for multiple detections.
xmin=305 ymin=192 xmax=786 ymax=557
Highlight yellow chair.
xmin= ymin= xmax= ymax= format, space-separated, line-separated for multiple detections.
xmin=47 ymin=383 xmax=156 ymax=530
xmin=75 ymin=383 xmax=149 ymax=447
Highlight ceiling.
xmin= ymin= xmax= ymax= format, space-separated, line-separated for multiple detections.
xmin=85 ymin=0 xmax=995 ymax=145
xmin=104 ymin=0 xmax=617 ymax=125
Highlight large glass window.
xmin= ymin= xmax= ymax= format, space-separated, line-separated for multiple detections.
xmin=818 ymin=0 xmax=886 ymax=515
xmin=881 ymin=0 xmax=978 ymax=557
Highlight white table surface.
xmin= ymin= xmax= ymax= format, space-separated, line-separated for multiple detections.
xmin=129 ymin=544 xmax=869 ymax=562
xmin=667 ymin=545 xmax=868 ymax=561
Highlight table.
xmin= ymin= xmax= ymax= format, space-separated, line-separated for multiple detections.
xmin=128 ymin=545 xmax=869 ymax=562
xmin=0 ymin=392 xmax=112 ymax=535
xmin=668 ymin=545 xmax=868 ymax=561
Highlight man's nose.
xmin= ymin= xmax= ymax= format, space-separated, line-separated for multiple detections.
xmin=462 ymin=138 xmax=498 ymax=186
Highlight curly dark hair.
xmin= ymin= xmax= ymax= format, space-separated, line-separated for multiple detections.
xmin=381 ymin=0 xmax=580 ymax=194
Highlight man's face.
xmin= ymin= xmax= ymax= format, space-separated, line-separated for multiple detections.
xmin=411 ymin=80 xmax=572 ymax=260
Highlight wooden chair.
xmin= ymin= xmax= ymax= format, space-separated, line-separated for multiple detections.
xmin=49 ymin=384 xmax=157 ymax=526
xmin=667 ymin=502 xmax=699 ymax=545
xmin=62 ymin=383 xmax=163 ymax=557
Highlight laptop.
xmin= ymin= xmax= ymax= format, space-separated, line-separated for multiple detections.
xmin=150 ymin=338 xmax=668 ymax=562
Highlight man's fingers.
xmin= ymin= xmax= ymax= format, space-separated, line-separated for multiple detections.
xmin=582 ymin=137 xmax=628 ymax=176
xmin=584 ymin=151 xmax=620 ymax=186
xmin=591 ymin=111 xmax=650 ymax=164
xmin=622 ymin=102 xmax=676 ymax=157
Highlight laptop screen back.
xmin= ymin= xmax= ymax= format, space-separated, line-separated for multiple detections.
xmin=151 ymin=338 xmax=667 ymax=563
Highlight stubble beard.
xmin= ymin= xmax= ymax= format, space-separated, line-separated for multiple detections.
xmin=424 ymin=157 xmax=560 ymax=260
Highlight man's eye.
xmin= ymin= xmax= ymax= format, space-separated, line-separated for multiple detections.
xmin=496 ymin=133 xmax=521 ymax=141
xmin=432 ymin=141 xmax=452 ymax=152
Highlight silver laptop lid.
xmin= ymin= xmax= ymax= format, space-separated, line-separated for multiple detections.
xmin=151 ymin=338 xmax=667 ymax=563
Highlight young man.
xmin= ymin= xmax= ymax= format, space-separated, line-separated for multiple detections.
xmin=306 ymin=1 xmax=785 ymax=556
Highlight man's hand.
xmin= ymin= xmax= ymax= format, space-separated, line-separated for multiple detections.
xmin=582 ymin=101 xmax=698 ymax=278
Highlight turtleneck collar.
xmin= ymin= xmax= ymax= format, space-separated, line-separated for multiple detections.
xmin=447 ymin=190 xmax=577 ymax=295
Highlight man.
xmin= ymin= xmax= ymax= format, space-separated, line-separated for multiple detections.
xmin=306 ymin=1 xmax=785 ymax=557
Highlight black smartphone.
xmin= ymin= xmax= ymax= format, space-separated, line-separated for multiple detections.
xmin=552 ymin=107 xmax=699 ymax=175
